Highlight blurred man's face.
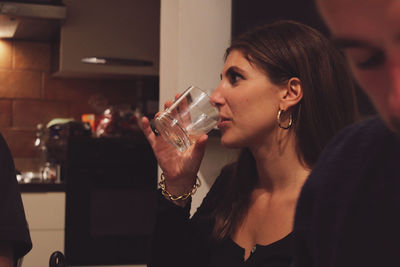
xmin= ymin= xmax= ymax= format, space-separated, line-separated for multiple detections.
xmin=317 ymin=0 xmax=400 ymax=134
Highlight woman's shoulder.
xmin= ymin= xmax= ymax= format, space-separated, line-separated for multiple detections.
xmin=192 ymin=162 xmax=237 ymax=217
xmin=199 ymin=163 xmax=235 ymax=199
xmin=208 ymin=162 xmax=237 ymax=193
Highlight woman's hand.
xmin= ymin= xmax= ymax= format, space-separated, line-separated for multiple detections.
xmin=141 ymin=100 xmax=208 ymax=199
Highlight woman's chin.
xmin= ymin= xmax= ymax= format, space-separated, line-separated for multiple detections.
xmin=220 ymin=135 xmax=243 ymax=149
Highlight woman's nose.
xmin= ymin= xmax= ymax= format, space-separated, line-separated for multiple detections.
xmin=210 ymin=83 xmax=224 ymax=108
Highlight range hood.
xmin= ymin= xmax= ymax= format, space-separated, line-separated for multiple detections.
xmin=0 ymin=1 xmax=66 ymax=41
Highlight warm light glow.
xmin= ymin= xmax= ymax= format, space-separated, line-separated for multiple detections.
xmin=0 ymin=38 xmax=11 ymax=59
xmin=0 ymin=16 xmax=18 ymax=38
xmin=34 ymin=138 xmax=40 ymax=147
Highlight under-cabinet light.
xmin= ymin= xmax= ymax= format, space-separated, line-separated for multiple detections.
xmin=81 ymin=57 xmax=153 ymax=66
xmin=81 ymin=57 xmax=107 ymax=64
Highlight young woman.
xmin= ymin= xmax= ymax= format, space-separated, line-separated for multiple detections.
xmin=141 ymin=20 xmax=358 ymax=267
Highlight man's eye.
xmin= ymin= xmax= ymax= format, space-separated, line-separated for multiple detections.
xmin=345 ymin=48 xmax=385 ymax=70
xmin=355 ymin=50 xmax=385 ymax=69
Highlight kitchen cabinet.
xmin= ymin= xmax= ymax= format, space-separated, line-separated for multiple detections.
xmin=53 ymin=0 xmax=160 ymax=77
xmin=21 ymin=192 xmax=65 ymax=267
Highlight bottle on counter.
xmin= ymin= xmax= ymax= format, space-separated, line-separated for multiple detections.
xmin=40 ymin=161 xmax=60 ymax=183
xmin=34 ymin=123 xmax=59 ymax=183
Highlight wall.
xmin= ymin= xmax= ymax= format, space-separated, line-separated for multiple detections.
xmin=0 ymin=39 xmax=157 ymax=173
xmin=160 ymin=0 xmax=238 ymax=214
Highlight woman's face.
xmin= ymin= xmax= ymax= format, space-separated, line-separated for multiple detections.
xmin=210 ymin=50 xmax=284 ymax=149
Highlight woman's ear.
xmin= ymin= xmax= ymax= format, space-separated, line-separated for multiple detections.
xmin=280 ymin=77 xmax=303 ymax=110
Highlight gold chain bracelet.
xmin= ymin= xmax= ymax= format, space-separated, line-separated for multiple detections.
xmin=159 ymin=173 xmax=201 ymax=201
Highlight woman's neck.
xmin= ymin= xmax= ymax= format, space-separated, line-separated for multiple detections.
xmin=250 ymin=132 xmax=310 ymax=193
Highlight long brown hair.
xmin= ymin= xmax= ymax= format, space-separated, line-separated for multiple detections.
xmin=212 ymin=20 xmax=358 ymax=241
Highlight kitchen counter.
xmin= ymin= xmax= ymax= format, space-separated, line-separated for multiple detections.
xmin=19 ymin=182 xmax=66 ymax=192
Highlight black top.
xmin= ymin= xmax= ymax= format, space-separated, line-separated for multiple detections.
xmin=149 ymin=164 xmax=293 ymax=267
xmin=293 ymin=116 xmax=400 ymax=267
xmin=0 ymin=133 xmax=32 ymax=260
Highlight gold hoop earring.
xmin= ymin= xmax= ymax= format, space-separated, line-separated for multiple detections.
xmin=277 ymin=109 xmax=293 ymax=130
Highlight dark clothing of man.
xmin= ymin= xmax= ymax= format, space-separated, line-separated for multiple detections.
xmin=293 ymin=116 xmax=400 ymax=267
xmin=0 ymin=134 xmax=32 ymax=260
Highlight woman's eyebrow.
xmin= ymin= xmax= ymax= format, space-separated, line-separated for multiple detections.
xmin=220 ymin=66 xmax=245 ymax=80
xmin=225 ymin=66 xmax=244 ymax=76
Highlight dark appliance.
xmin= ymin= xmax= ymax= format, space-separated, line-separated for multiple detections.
xmin=65 ymin=134 xmax=157 ymax=266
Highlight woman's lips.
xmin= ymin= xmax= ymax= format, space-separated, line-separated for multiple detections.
xmin=217 ymin=118 xmax=231 ymax=129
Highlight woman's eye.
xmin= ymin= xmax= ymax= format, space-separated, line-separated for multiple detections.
xmin=228 ymin=71 xmax=244 ymax=84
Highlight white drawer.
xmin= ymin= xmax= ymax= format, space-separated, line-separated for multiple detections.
xmin=21 ymin=192 xmax=65 ymax=230
xmin=21 ymin=230 xmax=64 ymax=267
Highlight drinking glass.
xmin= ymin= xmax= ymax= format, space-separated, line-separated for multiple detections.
xmin=153 ymin=86 xmax=219 ymax=152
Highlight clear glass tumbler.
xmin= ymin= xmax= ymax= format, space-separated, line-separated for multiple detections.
xmin=153 ymin=86 xmax=219 ymax=152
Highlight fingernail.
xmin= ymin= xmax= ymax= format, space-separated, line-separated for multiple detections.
xmin=150 ymin=120 xmax=159 ymax=136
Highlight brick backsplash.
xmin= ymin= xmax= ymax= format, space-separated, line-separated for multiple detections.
xmin=0 ymin=100 xmax=12 ymax=127
xmin=13 ymin=99 xmax=70 ymax=128
xmin=0 ymin=70 xmax=42 ymax=98
xmin=43 ymin=74 xmax=103 ymax=101
xmin=13 ymin=41 xmax=51 ymax=72
xmin=0 ymin=39 xmax=158 ymax=172
xmin=1 ymin=128 xmax=37 ymax=158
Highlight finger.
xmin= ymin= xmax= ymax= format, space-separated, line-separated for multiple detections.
xmin=164 ymin=100 xmax=173 ymax=110
xmin=141 ymin=117 xmax=153 ymax=138
xmin=192 ymin=134 xmax=208 ymax=160
xmin=196 ymin=134 xmax=208 ymax=147
xmin=141 ymin=117 xmax=158 ymax=147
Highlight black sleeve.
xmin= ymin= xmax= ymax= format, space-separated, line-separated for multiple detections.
xmin=292 ymin=119 xmax=366 ymax=267
xmin=292 ymin=117 xmax=388 ymax=267
xmin=0 ymin=133 xmax=32 ymax=260
xmin=148 ymin=164 xmax=234 ymax=267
